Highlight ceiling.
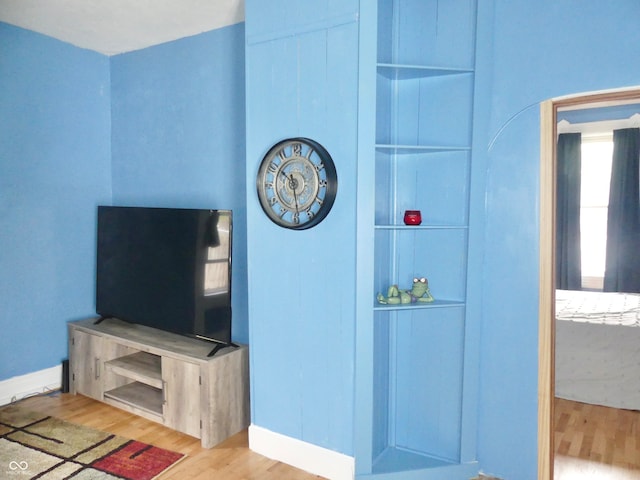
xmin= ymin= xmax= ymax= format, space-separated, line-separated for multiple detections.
xmin=0 ymin=0 xmax=245 ymax=56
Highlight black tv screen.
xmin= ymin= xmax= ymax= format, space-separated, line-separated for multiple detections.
xmin=96 ymin=206 xmax=232 ymax=347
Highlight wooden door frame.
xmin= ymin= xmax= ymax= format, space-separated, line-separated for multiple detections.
xmin=538 ymin=86 xmax=640 ymax=480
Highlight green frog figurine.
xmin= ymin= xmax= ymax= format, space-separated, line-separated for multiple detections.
xmin=376 ymin=277 xmax=434 ymax=304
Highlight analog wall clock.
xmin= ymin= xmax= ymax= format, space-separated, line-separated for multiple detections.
xmin=256 ymin=137 xmax=338 ymax=230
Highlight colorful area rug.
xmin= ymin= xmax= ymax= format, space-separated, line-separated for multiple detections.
xmin=0 ymin=404 xmax=184 ymax=479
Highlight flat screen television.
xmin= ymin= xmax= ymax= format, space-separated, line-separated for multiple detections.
xmin=96 ymin=206 xmax=233 ymax=355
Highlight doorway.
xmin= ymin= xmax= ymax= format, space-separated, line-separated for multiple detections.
xmin=538 ymin=86 xmax=640 ymax=480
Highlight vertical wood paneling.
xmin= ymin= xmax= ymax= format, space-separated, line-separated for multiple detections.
xmin=376 ymin=0 xmax=394 ymax=64
xmin=393 ymin=0 xmax=476 ymax=68
xmin=393 ymin=309 xmax=465 ymax=460
xmin=245 ymin=0 xmax=358 ymax=42
xmin=245 ymin=1 xmax=360 ymax=455
xmin=392 ymin=152 xmax=470 ymax=225
xmin=353 ymin=0 xmax=379 ymax=471
xmin=415 ymin=75 xmax=475 ymax=147
xmin=372 ymin=312 xmax=391 ymax=459
xmin=394 ymin=230 xmax=468 ymax=301
xmin=376 ymin=76 xmax=393 ymax=145
xmin=374 ymin=155 xmax=392 ymax=220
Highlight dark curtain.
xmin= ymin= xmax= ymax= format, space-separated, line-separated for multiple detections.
xmin=603 ymin=128 xmax=640 ymax=293
xmin=556 ymin=133 xmax=582 ymax=290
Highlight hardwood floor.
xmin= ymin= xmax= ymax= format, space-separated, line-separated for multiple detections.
xmin=14 ymin=391 xmax=324 ymax=480
xmin=14 ymin=392 xmax=639 ymax=479
xmin=554 ymin=397 xmax=640 ymax=480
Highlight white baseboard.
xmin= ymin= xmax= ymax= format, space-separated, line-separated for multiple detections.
xmin=249 ymin=424 xmax=354 ymax=480
xmin=0 ymin=365 xmax=62 ymax=406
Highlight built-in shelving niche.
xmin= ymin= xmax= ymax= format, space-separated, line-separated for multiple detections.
xmin=371 ymin=306 xmax=473 ymax=477
xmin=365 ymin=0 xmax=478 ymax=477
xmin=376 ymin=70 xmax=474 ymax=148
xmin=376 ymin=0 xmax=477 ymax=69
xmin=373 ymin=149 xmax=470 ymax=305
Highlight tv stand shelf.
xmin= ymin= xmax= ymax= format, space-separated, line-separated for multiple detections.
xmin=104 ymin=382 xmax=164 ymax=419
xmin=68 ymin=317 xmax=249 ymax=448
xmin=105 ymin=351 xmax=162 ymax=388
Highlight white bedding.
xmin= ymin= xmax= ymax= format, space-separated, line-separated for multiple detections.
xmin=555 ymin=289 xmax=640 ymax=411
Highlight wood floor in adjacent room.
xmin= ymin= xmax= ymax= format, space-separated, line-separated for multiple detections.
xmin=15 ymin=392 xmax=323 ymax=480
xmin=554 ymin=397 xmax=640 ymax=480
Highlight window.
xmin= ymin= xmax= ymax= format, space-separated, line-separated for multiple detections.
xmin=580 ymin=134 xmax=613 ymax=290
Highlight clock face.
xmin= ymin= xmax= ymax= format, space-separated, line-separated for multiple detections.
xmin=256 ymin=138 xmax=337 ymax=230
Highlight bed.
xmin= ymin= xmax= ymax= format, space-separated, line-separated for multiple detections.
xmin=555 ymin=289 xmax=640 ymax=411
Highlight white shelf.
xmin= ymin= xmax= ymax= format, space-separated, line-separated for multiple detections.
xmin=375 ymin=144 xmax=470 ymax=154
xmin=374 ymin=224 xmax=468 ymax=230
xmin=377 ymin=63 xmax=473 ymax=80
xmin=362 ymin=446 xmax=478 ymax=479
xmin=373 ymin=299 xmax=465 ymax=311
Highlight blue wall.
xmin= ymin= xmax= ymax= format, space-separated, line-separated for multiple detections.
xmin=0 ymin=22 xmax=248 ymax=382
xmin=473 ymin=1 xmax=640 ymax=478
xmin=110 ymin=24 xmax=248 ymax=343
xmin=0 ymin=23 xmax=112 ymax=380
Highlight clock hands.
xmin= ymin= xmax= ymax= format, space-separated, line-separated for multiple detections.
xmin=278 ymin=169 xmax=292 ymax=187
xmin=279 ymin=170 xmax=300 ymax=214
xmin=291 ymin=178 xmax=300 ymax=214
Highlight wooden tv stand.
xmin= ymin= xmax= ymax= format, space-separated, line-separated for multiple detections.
xmin=68 ymin=318 xmax=249 ymax=448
